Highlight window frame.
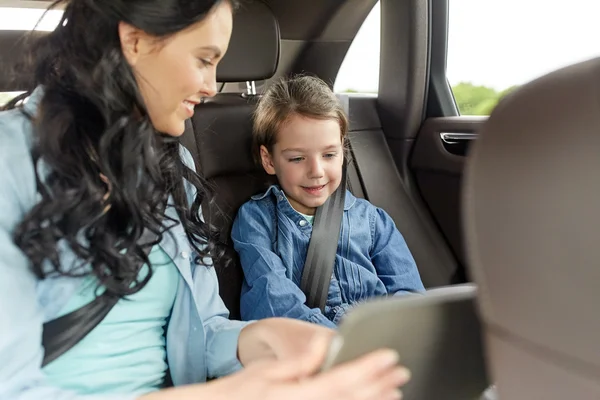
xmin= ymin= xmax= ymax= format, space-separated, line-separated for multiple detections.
xmin=426 ymin=0 xmax=458 ymax=118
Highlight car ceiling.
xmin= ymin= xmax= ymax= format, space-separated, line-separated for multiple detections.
xmin=0 ymin=0 xmax=379 ymax=88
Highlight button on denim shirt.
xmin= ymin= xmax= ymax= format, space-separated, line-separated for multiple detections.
xmin=232 ymin=185 xmax=425 ymax=329
xmin=0 ymin=88 xmax=248 ymax=400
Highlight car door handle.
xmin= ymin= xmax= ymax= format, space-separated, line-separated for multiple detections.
xmin=440 ymin=132 xmax=478 ymax=144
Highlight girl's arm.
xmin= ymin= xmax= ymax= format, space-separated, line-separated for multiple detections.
xmin=369 ymin=207 xmax=425 ymax=295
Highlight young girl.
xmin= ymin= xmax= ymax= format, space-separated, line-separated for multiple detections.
xmin=0 ymin=1 xmax=409 ymax=399
xmin=232 ymin=75 xmax=425 ymax=328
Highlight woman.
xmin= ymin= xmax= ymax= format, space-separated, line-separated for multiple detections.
xmin=0 ymin=0 xmax=410 ymax=399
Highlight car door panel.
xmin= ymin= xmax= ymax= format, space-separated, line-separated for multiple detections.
xmin=410 ymin=116 xmax=485 ymax=270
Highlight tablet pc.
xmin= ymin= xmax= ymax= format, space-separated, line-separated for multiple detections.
xmin=321 ymin=284 xmax=490 ymax=400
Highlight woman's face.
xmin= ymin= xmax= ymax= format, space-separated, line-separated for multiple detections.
xmin=120 ymin=1 xmax=233 ymax=136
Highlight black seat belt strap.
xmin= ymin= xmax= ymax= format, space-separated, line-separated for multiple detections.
xmin=299 ymin=94 xmax=351 ymax=312
xmin=300 ymin=163 xmax=347 ymax=312
xmin=41 ymin=228 xmax=160 ymax=366
xmin=41 ymin=290 xmax=119 ymax=366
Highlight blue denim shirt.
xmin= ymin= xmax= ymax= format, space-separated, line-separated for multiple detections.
xmin=232 ymin=185 xmax=425 ymax=329
xmin=0 ymin=88 xmax=248 ymax=400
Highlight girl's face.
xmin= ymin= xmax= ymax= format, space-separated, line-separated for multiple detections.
xmin=260 ymin=113 xmax=344 ymax=216
xmin=120 ymin=1 xmax=233 ymax=136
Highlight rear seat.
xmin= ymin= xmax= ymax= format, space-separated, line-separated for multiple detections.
xmin=184 ymin=3 xmax=460 ymax=318
xmin=0 ymin=5 xmax=460 ymax=320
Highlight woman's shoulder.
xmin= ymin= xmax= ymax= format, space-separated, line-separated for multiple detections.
xmin=0 ymin=105 xmax=38 ymax=210
xmin=0 ymin=88 xmax=41 ymax=152
xmin=0 ymin=89 xmax=41 ymax=170
xmin=0 ymin=107 xmax=35 ymax=155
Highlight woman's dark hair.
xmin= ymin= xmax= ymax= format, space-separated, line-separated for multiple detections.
xmin=5 ymin=0 xmax=237 ymax=297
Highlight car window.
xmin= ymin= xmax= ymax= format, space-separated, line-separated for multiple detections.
xmin=447 ymin=0 xmax=600 ymax=115
xmin=0 ymin=7 xmax=62 ymax=31
xmin=334 ymin=2 xmax=380 ymax=94
xmin=0 ymin=91 xmax=23 ymax=106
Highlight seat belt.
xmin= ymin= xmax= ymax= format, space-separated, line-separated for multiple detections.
xmin=42 ymin=289 xmax=119 ymax=366
xmin=299 ymin=94 xmax=351 ymax=312
xmin=300 ymin=163 xmax=347 ymax=312
xmin=41 ymin=228 xmax=160 ymax=366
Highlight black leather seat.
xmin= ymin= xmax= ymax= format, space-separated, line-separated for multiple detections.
xmin=189 ymin=94 xmax=275 ymax=319
xmin=464 ymin=57 xmax=600 ymax=398
xmin=179 ymin=1 xmax=281 ymax=319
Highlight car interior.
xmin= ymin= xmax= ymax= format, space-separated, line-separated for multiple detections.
xmin=1 ymin=0 xmax=599 ymax=398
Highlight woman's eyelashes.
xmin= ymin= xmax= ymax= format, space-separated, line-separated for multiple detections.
xmin=198 ymin=57 xmax=214 ymax=67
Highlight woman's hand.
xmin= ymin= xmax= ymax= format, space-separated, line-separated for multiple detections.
xmin=237 ymin=317 xmax=335 ymax=365
xmin=141 ymin=331 xmax=410 ymax=400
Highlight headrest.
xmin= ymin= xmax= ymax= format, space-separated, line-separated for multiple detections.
xmin=191 ymin=93 xmax=267 ymax=179
xmin=218 ymin=0 xmax=280 ymax=82
xmin=0 ymin=1 xmax=280 ymax=91
xmin=0 ymin=30 xmax=45 ymax=91
xmin=463 ymin=57 xmax=600 ymax=393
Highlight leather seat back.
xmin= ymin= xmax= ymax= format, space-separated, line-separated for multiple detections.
xmin=186 ymin=2 xmax=281 ymax=318
xmin=464 ymin=58 xmax=600 ymax=398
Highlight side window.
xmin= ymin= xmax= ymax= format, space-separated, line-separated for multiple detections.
xmin=0 ymin=7 xmax=62 ymax=105
xmin=0 ymin=7 xmax=62 ymax=31
xmin=447 ymin=0 xmax=600 ymax=115
xmin=0 ymin=92 xmax=23 ymax=106
xmin=334 ymin=2 xmax=380 ymax=94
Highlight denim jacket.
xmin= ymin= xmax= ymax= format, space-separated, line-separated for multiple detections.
xmin=0 ymin=88 xmax=248 ymax=400
xmin=232 ymin=185 xmax=425 ymax=329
